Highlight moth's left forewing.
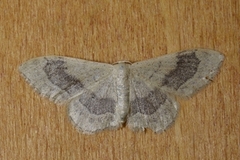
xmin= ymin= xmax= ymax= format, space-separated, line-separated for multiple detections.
xmin=19 ymin=56 xmax=114 ymax=104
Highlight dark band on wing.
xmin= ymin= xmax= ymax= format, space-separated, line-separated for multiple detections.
xmin=78 ymin=92 xmax=115 ymax=115
xmin=43 ymin=58 xmax=83 ymax=94
xmin=130 ymin=89 xmax=167 ymax=115
xmin=162 ymin=51 xmax=200 ymax=90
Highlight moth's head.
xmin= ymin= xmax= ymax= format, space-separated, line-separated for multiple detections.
xmin=113 ymin=61 xmax=132 ymax=65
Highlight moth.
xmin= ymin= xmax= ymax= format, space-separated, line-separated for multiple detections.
xmin=19 ymin=49 xmax=224 ymax=134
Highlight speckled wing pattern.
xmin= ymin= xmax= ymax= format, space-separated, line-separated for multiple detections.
xmin=19 ymin=56 xmax=123 ymax=133
xmin=128 ymin=49 xmax=224 ymax=132
xmin=19 ymin=49 xmax=224 ymax=134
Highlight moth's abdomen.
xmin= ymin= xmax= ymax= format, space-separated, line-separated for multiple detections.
xmin=113 ymin=63 xmax=130 ymax=122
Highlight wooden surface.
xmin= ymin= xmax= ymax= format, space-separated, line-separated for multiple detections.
xmin=0 ymin=0 xmax=239 ymax=159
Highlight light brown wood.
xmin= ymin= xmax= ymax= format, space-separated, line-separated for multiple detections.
xmin=0 ymin=0 xmax=239 ymax=159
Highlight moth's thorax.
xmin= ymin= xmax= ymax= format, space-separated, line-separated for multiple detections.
xmin=113 ymin=63 xmax=130 ymax=121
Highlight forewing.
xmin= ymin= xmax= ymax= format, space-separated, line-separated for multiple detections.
xmin=19 ymin=56 xmax=113 ymax=104
xmin=130 ymin=49 xmax=224 ymax=97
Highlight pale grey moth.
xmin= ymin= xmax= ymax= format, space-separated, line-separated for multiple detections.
xmin=19 ymin=49 xmax=224 ymax=134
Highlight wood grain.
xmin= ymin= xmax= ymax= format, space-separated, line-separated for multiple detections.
xmin=0 ymin=0 xmax=239 ymax=159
